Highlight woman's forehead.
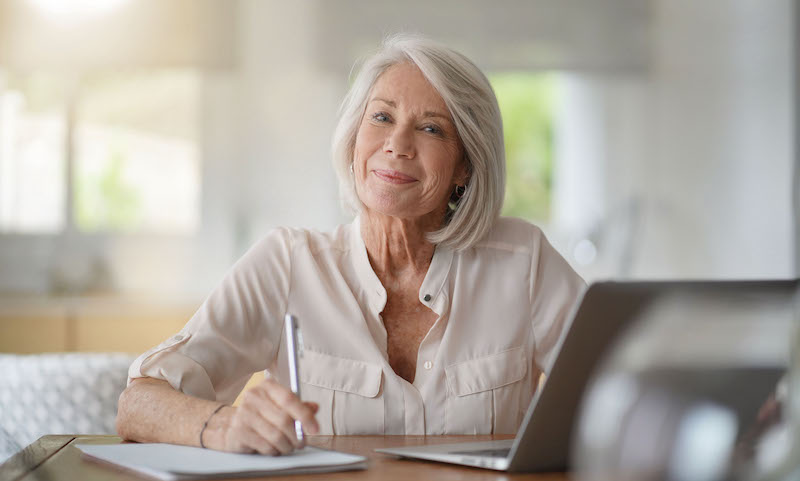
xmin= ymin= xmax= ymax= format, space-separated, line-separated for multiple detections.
xmin=369 ymin=63 xmax=450 ymax=114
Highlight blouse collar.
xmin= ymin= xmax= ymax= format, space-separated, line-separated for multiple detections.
xmin=350 ymin=215 xmax=454 ymax=315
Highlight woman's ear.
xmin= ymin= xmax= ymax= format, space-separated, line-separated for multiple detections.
xmin=454 ymin=159 xmax=471 ymax=186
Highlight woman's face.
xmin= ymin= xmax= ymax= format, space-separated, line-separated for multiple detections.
xmin=353 ymin=62 xmax=467 ymax=221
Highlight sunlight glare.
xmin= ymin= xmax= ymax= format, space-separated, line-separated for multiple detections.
xmin=27 ymin=0 xmax=130 ymax=19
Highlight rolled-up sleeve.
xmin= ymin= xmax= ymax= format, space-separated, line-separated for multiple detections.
xmin=529 ymin=230 xmax=586 ymax=374
xmin=128 ymin=227 xmax=293 ymax=404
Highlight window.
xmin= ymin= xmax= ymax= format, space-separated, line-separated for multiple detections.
xmin=0 ymin=73 xmax=67 ymax=233
xmin=0 ymin=70 xmax=201 ymax=235
xmin=490 ymin=73 xmax=557 ymax=222
xmin=75 ymin=71 xmax=200 ymax=233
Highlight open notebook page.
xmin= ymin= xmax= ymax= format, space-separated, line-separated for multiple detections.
xmin=77 ymin=443 xmax=367 ymax=480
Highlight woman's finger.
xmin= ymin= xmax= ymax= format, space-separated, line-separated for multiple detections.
xmin=252 ymin=391 xmax=305 ymax=449
xmin=232 ymin=392 xmax=297 ymax=455
xmin=262 ymin=380 xmax=320 ymax=434
xmin=237 ymin=403 xmax=295 ymax=455
xmin=236 ymin=424 xmax=282 ymax=456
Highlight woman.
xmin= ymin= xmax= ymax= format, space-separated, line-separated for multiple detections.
xmin=116 ymin=34 xmax=585 ymax=455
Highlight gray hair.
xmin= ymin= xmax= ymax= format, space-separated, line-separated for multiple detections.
xmin=331 ymin=33 xmax=506 ymax=251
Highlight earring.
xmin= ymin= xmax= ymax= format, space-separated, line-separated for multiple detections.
xmin=349 ymin=163 xmax=354 ymax=175
xmin=448 ymin=184 xmax=466 ymax=210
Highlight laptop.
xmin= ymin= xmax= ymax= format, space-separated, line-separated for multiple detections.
xmin=375 ymin=280 xmax=798 ymax=472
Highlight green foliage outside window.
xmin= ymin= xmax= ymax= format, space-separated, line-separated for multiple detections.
xmin=490 ymin=73 xmax=555 ymax=222
xmin=75 ymin=148 xmax=141 ymax=232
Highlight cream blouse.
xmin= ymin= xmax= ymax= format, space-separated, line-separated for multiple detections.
xmin=128 ymin=216 xmax=585 ymax=435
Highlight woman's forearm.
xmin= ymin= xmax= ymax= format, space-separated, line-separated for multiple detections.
xmin=118 ymin=377 xmax=318 ymax=454
xmin=116 ymin=377 xmax=234 ymax=449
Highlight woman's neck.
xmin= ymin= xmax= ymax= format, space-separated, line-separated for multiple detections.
xmin=360 ymin=209 xmax=443 ymax=280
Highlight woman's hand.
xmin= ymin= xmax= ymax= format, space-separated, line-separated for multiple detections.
xmin=220 ymin=378 xmax=320 ymax=455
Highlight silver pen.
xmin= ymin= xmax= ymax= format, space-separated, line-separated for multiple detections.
xmin=284 ymin=314 xmax=304 ymax=442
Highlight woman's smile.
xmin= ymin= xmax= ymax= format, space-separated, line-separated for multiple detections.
xmin=372 ymin=169 xmax=418 ymax=184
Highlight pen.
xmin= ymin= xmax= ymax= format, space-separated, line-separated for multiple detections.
xmin=284 ymin=314 xmax=304 ymax=442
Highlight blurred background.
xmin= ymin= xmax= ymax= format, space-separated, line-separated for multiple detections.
xmin=0 ymin=0 xmax=797 ymax=455
xmin=0 ymin=0 xmax=796 ymax=356
xmin=0 ymin=0 xmax=796 ymax=466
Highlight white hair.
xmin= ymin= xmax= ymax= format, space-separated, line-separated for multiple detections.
xmin=331 ymin=33 xmax=506 ymax=251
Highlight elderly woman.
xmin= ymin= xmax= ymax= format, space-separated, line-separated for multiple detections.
xmin=116 ymin=34 xmax=584 ymax=455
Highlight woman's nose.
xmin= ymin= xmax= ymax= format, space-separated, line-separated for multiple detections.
xmin=384 ymin=126 xmax=415 ymax=159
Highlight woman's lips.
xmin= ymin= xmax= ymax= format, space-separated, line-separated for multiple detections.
xmin=372 ymin=169 xmax=417 ymax=184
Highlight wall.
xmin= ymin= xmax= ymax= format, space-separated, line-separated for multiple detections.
xmin=553 ymin=0 xmax=796 ymax=280
xmin=635 ymin=0 xmax=795 ymax=278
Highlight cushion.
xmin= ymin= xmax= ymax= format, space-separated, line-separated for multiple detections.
xmin=0 ymin=353 xmax=135 ymax=462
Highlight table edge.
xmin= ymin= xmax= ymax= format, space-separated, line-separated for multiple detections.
xmin=0 ymin=435 xmax=75 ymax=481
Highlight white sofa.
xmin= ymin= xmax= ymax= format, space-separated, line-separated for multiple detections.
xmin=0 ymin=353 xmax=136 ymax=462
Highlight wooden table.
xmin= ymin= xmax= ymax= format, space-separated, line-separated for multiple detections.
xmin=1 ymin=435 xmax=571 ymax=481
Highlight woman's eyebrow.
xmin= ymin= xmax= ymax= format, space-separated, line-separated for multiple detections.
xmin=423 ymin=111 xmax=451 ymax=121
xmin=369 ymin=97 xmax=452 ymax=123
xmin=370 ymin=97 xmax=396 ymax=107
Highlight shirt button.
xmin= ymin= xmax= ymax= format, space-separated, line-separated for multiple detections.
xmin=423 ymin=294 xmax=432 ymax=302
xmin=423 ymin=361 xmax=433 ymax=370
xmin=172 ymin=334 xmax=184 ymax=341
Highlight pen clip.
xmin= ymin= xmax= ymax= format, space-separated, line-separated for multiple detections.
xmin=296 ymin=328 xmax=304 ymax=358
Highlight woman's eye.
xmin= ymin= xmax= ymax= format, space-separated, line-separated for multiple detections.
xmin=371 ymin=112 xmax=389 ymax=122
xmin=422 ymin=124 xmax=442 ymax=135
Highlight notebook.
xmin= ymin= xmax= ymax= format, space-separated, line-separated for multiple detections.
xmin=77 ymin=443 xmax=367 ymax=480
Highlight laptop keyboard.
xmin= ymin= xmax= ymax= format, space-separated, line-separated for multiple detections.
xmin=449 ymin=448 xmax=511 ymax=458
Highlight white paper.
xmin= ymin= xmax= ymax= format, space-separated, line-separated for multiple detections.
xmin=76 ymin=443 xmax=367 ymax=480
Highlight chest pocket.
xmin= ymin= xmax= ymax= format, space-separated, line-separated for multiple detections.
xmin=299 ymin=349 xmax=384 ymax=434
xmin=444 ymin=347 xmax=529 ymax=434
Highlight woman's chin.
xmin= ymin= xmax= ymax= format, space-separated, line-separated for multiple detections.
xmin=360 ymin=197 xmax=448 ymax=224
xmin=363 ymin=203 xmax=412 ymax=219
xmin=360 ymin=195 xmax=418 ymax=219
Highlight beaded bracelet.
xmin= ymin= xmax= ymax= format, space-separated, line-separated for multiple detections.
xmin=199 ymin=404 xmax=226 ymax=449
